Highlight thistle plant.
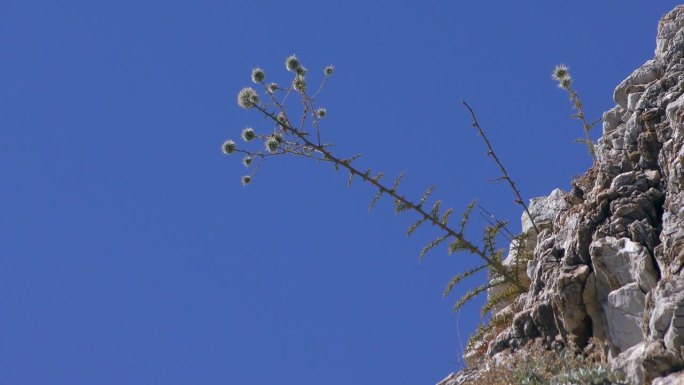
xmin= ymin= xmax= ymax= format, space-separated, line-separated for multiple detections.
xmin=224 ymin=54 xmax=538 ymax=357
xmin=552 ymin=64 xmax=600 ymax=163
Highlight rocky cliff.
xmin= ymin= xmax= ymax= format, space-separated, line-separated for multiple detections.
xmin=442 ymin=5 xmax=684 ymax=385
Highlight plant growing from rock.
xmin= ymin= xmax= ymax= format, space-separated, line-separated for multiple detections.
xmin=224 ymin=54 xmax=540 ymax=360
xmin=552 ymin=64 xmax=601 ymax=163
xmin=462 ymin=339 xmax=628 ymax=385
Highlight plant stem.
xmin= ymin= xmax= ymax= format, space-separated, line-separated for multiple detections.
xmin=254 ymin=103 xmax=525 ymax=291
xmin=461 ymin=100 xmax=540 ymax=235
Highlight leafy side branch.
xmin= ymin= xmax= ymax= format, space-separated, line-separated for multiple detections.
xmin=225 ymin=55 xmax=543 ymax=350
xmin=252 ymin=102 xmax=524 ymax=291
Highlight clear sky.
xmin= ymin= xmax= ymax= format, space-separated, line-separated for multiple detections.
xmin=1 ymin=2 xmax=681 ymax=384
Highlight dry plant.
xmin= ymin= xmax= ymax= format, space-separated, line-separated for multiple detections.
xmin=465 ymin=338 xmax=627 ymax=385
xmin=224 ymin=55 xmax=538 ymax=339
xmin=552 ymin=64 xmax=601 ymax=163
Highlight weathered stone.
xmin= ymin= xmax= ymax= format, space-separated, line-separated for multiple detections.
xmin=451 ymin=7 xmax=684 ymax=385
xmin=590 ymin=237 xmax=658 ymax=293
xmin=614 ymin=60 xmax=664 ymax=109
xmin=652 ymin=371 xmax=684 ymax=385
xmin=605 ymin=283 xmax=646 ymax=351
xmin=612 ymin=342 xmax=647 ymax=385
xmin=628 ymin=92 xmax=645 ymax=112
xmin=604 ymin=106 xmax=626 ymax=135
xmin=522 ymin=188 xmax=568 ymax=234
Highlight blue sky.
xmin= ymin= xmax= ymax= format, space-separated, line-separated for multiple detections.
xmin=1 ymin=2 xmax=680 ymax=384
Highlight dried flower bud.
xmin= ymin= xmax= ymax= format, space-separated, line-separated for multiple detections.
xmin=241 ymin=175 xmax=252 ymax=186
xmin=552 ymin=64 xmax=570 ymax=81
xmin=251 ymin=67 xmax=265 ymax=83
xmin=324 ymin=65 xmax=334 ymax=75
xmin=558 ymin=76 xmax=573 ymax=90
xmin=295 ymin=66 xmax=307 ymax=76
xmin=293 ymin=76 xmax=306 ymax=92
xmin=242 ymin=155 xmax=253 ymax=167
xmin=222 ymin=140 xmax=237 ymax=155
xmin=316 ymin=108 xmax=326 ymax=118
xmin=285 ymin=55 xmax=300 ymax=72
xmin=265 ymin=137 xmax=280 ymax=153
xmin=237 ymin=87 xmax=260 ymax=109
xmin=241 ymin=127 xmax=256 ymax=141
xmin=276 ymin=112 xmax=287 ymax=128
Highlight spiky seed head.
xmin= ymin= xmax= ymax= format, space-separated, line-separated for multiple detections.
xmin=241 ymin=127 xmax=256 ymax=141
xmin=268 ymin=82 xmax=278 ymax=93
xmin=265 ymin=137 xmax=280 ymax=153
xmin=241 ymin=175 xmax=252 ymax=186
xmin=237 ymin=87 xmax=260 ymax=109
xmin=276 ymin=112 xmax=287 ymax=126
xmin=316 ymin=108 xmax=326 ymax=118
xmin=242 ymin=155 xmax=253 ymax=167
xmin=222 ymin=139 xmax=237 ymax=155
xmin=251 ymin=67 xmax=265 ymax=83
xmin=285 ymin=55 xmax=300 ymax=72
xmin=552 ymin=64 xmax=570 ymax=81
xmin=324 ymin=65 xmax=334 ymax=75
xmin=295 ymin=66 xmax=307 ymax=76
xmin=273 ymin=133 xmax=284 ymax=144
xmin=293 ymin=76 xmax=306 ymax=92
xmin=558 ymin=76 xmax=573 ymax=90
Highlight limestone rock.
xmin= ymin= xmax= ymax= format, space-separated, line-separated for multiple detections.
xmin=652 ymin=371 xmax=684 ymax=385
xmin=448 ymin=6 xmax=684 ymax=385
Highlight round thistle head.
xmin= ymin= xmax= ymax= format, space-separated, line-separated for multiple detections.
xmin=276 ymin=111 xmax=287 ymax=125
xmin=558 ymin=76 xmax=573 ymax=90
xmin=251 ymin=67 xmax=265 ymax=83
xmin=241 ymin=127 xmax=256 ymax=141
xmin=237 ymin=87 xmax=260 ymax=109
xmin=242 ymin=155 xmax=253 ymax=167
xmin=552 ymin=64 xmax=570 ymax=81
xmin=316 ymin=107 xmax=326 ymax=118
xmin=292 ymin=76 xmax=306 ymax=92
xmin=265 ymin=137 xmax=280 ymax=153
xmin=324 ymin=65 xmax=334 ymax=76
xmin=295 ymin=66 xmax=307 ymax=76
xmin=241 ymin=175 xmax=252 ymax=186
xmin=268 ymin=82 xmax=278 ymax=93
xmin=222 ymin=139 xmax=237 ymax=155
xmin=285 ymin=55 xmax=300 ymax=72
xmin=272 ymin=133 xmax=284 ymax=144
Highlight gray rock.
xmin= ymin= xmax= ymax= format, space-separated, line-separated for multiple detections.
xmin=606 ymin=283 xmax=646 ymax=351
xmin=590 ymin=237 xmax=658 ymax=293
xmin=614 ymin=60 xmax=664 ymax=109
xmin=450 ymin=7 xmax=684 ymax=385
xmin=604 ymin=106 xmax=626 ymax=135
xmin=628 ymin=92 xmax=645 ymax=111
xmin=652 ymin=371 xmax=684 ymax=385
xmin=612 ymin=342 xmax=647 ymax=385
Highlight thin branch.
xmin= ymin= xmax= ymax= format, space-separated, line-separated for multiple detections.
xmin=254 ymin=103 xmax=525 ymax=291
xmin=461 ymin=100 xmax=540 ymax=235
xmin=478 ymin=205 xmax=514 ymax=242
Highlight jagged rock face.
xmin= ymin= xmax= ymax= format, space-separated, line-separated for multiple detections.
xmin=443 ymin=5 xmax=684 ymax=385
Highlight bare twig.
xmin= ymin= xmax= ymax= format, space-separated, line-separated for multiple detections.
xmin=461 ymin=100 xmax=540 ymax=235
